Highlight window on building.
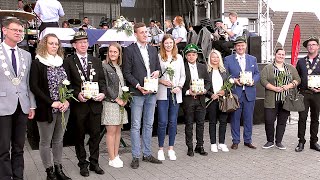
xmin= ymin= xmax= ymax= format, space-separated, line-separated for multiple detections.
xmin=248 ymin=19 xmax=257 ymax=32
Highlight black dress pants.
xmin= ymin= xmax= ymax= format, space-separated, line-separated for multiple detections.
xmin=183 ymin=98 xmax=206 ymax=148
xmin=74 ymin=109 xmax=101 ymax=168
xmin=0 ymin=103 xmax=28 ymax=180
xmin=298 ymin=92 xmax=320 ymax=144
xmin=264 ymin=101 xmax=290 ymax=143
xmin=207 ymin=100 xmax=228 ymax=144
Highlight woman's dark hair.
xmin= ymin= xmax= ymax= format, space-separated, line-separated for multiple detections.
xmin=275 ymin=48 xmax=285 ymax=54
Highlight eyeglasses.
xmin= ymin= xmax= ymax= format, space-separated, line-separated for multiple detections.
xmin=47 ymin=42 xmax=59 ymax=46
xmin=6 ymin=28 xmax=24 ymax=33
xmin=307 ymin=44 xmax=319 ymax=47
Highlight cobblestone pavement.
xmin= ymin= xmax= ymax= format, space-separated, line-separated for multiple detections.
xmin=24 ymin=115 xmax=320 ymax=180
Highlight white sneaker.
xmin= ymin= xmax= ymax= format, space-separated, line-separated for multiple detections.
xmin=157 ymin=150 xmax=165 ymax=161
xmin=115 ymin=155 xmax=123 ymax=166
xmin=218 ymin=144 xmax=229 ymax=152
xmin=211 ymin=144 xmax=218 ymax=152
xmin=167 ymin=150 xmax=177 ymax=161
xmin=109 ymin=158 xmax=123 ymax=168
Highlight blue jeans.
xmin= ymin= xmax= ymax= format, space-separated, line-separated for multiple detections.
xmin=130 ymin=95 xmax=157 ymax=158
xmin=157 ymin=89 xmax=180 ymax=147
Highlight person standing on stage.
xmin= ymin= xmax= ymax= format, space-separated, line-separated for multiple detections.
xmin=0 ymin=18 xmax=36 ymax=180
xmin=295 ymin=36 xmax=320 ymax=152
xmin=63 ymin=30 xmax=106 ymax=177
xmin=34 ymin=0 xmax=65 ymax=35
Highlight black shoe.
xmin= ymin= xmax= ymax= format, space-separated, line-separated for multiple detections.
xmin=54 ymin=164 xmax=71 ymax=180
xmin=130 ymin=158 xmax=139 ymax=169
xmin=295 ymin=142 xmax=304 ymax=152
xmin=310 ymin=143 xmax=320 ymax=151
xmin=89 ymin=164 xmax=104 ymax=175
xmin=79 ymin=167 xmax=89 ymax=177
xmin=187 ymin=147 xmax=194 ymax=157
xmin=46 ymin=166 xmax=57 ymax=180
xmin=194 ymin=146 xmax=208 ymax=156
xmin=244 ymin=143 xmax=257 ymax=149
xmin=142 ymin=155 xmax=162 ymax=164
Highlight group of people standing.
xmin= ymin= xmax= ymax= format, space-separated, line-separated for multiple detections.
xmin=1 ymin=15 xmax=320 ymax=180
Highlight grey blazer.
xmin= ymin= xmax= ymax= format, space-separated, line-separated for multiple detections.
xmin=260 ymin=63 xmax=301 ymax=108
xmin=0 ymin=44 xmax=36 ymax=115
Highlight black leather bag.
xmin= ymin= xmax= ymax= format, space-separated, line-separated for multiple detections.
xmin=283 ymin=88 xmax=305 ymax=112
xmin=219 ymin=93 xmax=240 ymax=113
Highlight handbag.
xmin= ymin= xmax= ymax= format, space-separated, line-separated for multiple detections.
xmin=219 ymin=93 xmax=240 ymax=113
xmin=283 ymin=88 xmax=305 ymax=112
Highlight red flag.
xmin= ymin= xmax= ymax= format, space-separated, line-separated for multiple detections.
xmin=291 ymin=24 xmax=300 ymax=66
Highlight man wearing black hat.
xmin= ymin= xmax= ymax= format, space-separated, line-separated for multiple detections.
xmin=212 ymin=19 xmax=228 ymax=53
xmin=182 ymin=44 xmax=210 ymax=157
xmin=295 ymin=36 xmax=320 ymax=152
xmin=63 ymin=31 xmax=106 ymax=176
xmin=224 ymin=36 xmax=260 ymax=150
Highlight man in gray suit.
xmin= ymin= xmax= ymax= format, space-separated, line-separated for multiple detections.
xmin=0 ymin=18 xmax=36 ymax=180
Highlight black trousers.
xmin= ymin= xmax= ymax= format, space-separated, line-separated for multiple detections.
xmin=39 ymin=22 xmax=59 ymax=35
xmin=177 ymin=42 xmax=187 ymax=54
xmin=0 ymin=103 xmax=28 ymax=180
xmin=207 ymin=100 xmax=228 ymax=144
xmin=298 ymin=92 xmax=320 ymax=144
xmin=74 ymin=109 xmax=101 ymax=168
xmin=264 ymin=101 xmax=290 ymax=143
xmin=183 ymin=98 xmax=206 ymax=148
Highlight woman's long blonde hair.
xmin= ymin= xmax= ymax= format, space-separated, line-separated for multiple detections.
xmin=103 ymin=42 xmax=122 ymax=66
xmin=159 ymin=34 xmax=178 ymax=62
xmin=207 ymin=49 xmax=226 ymax=73
xmin=36 ymin=33 xmax=64 ymax=58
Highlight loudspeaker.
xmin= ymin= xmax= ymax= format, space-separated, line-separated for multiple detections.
xmin=248 ymin=36 xmax=262 ymax=63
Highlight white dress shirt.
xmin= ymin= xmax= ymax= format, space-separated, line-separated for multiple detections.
xmin=2 ymin=42 xmax=20 ymax=73
xmin=137 ymin=42 xmax=151 ymax=77
xmin=34 ymin=0 xmax=65 ymax=22
xmin=188 ymin=62 xmax=199 ymax=80
xmin=76 ymin=53 xmax=88 ymax=68
xmin=172 ymin=26 xmax=187 ymax=43
xmin=230 ymin=21 xmax=243 ymax=41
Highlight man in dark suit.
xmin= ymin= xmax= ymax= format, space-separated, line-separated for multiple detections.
xmin=295 ymin=36 xmax=320 ymax=152
xmin=224 ymin=36 xmax=260 ymax=150
xmin=0 ymin=18 xmax=36 ymax=180
xmin=64 ymin=30 xmax=106 ymax=177
xmin=182 ymin=44 xmax=210 ymax=157
xmin=123 ymin=22 xmax=162 ymax=169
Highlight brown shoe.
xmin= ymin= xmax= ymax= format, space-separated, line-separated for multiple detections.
xmin=231 ymin=143 xmax=238 ymax=150
xmin=244 ymin=143 xmax=257 ymax=149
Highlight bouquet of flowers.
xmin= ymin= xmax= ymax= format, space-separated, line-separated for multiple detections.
xmin=119 ymin=86 xmax=133 ymax=122
xmin=275 ymin=70 xmax=288 ymax=87
xmin=206 ymin=77 xmax=235 ymax=108
xmin=113 ymin=16 xmax=133 ymax=36
xmin=166 ymin=63 xmax=176 ymax=105
xmin=58 ymin=80 xmax=79 ymax=130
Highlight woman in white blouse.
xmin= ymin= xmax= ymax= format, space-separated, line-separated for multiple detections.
xmin=206 ymin=49 xmax=229 ymax=153
xmin=172 ymin=16 xmax=187 ymax=53
xmin=156 ymin=34 xmax=186 ymax=161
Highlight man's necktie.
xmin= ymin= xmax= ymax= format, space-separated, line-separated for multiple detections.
xmin=81 ymin=57 xmax=87 ymax=72
xmin=10 ymin=49 xmax=17 ymax=75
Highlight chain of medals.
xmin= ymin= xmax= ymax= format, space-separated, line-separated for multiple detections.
xmin=306 ymin=56 xmax=320 ymax=75
xmin=0 ymin=45 xmax=27 ymax=86
xmin=75 ymin=63 xmax=96 ymax=82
